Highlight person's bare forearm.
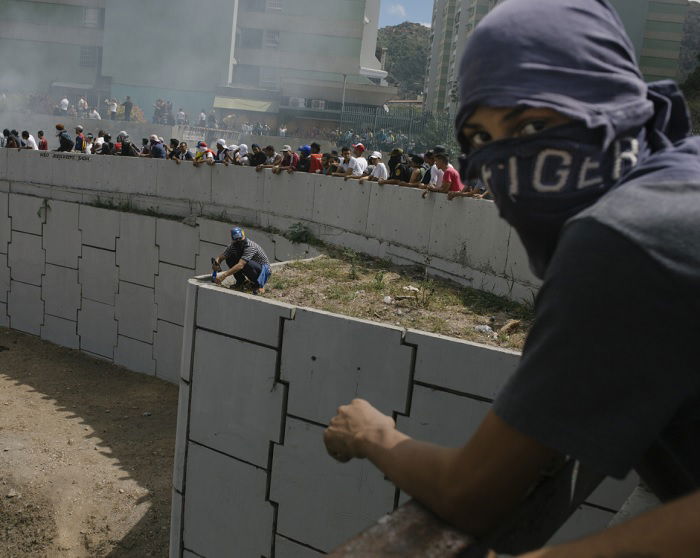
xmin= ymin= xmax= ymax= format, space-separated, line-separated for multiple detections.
xmin=358 ymin=428 xmax=463 ymax=521
xmin=519 ymin=490 xmax=700 ymax=558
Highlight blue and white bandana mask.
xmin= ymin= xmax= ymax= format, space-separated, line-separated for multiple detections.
xmin=455 ymin=0 xmax=691 ymax=279
xmin=464 ymin=123 xmax=649 ymax=278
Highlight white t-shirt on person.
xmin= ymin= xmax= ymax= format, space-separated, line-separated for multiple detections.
xmin=348 ymin=156 xmax=368 ymax=177
xmin=430 ymin=164 xmax=444 ymax=187
xmin=371 ymin=162 xmax=388 ymax=180
xmin=59 ymin=98 xmax=69 ymax=111
xmin=24 ymin=135 xmax=38 ymax=150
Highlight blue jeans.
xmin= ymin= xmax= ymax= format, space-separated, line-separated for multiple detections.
xmin=233 ymin=261 xmax=271 ymax=288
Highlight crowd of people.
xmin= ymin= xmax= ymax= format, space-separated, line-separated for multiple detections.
xmin=0 ymin=122 xmax=486 ymax=200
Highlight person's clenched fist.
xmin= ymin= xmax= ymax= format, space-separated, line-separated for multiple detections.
xmin=323 ymin=399 xmax=395 ymax=463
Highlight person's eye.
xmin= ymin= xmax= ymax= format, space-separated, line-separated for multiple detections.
xmin=468 ymin=131 xmax=491 ymax=149
xmin=517 ymin=120 xmax=548 ymax=137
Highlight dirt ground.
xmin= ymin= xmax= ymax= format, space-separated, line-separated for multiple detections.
xmin=0 ymin=328 xmax=178 ymax=557
xmin=265 ymin=254 xmax=533 ymax=350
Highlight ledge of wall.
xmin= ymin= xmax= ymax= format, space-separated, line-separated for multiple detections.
xmin=0 ymin=190 xmax=319 ymax=385
xmin=171 ymin=281 xmax=637 ymax=557
xmin=0 ymin=149 xmax=541 ymax=302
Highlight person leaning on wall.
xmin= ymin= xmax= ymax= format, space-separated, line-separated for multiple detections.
xmin=323 ymin=0 xmax=700 ymax=556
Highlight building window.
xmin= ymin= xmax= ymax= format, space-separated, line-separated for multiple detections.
xmin=263 ymin=30 xmax=280 ymax=48
xmin=239 ymin=28 xmax=263 ymax=49
xmin=83 ymin=7 xmax=101 ymax=28
xmin=233 ymin=64 xmax=261 ymax=87
xmin=80 ymin=46 xmax=98 ymax=67
xmin=260 ymin=67 xmax=278 ymax=89
xmin=266 ymin=0 xmax=282 ymax=11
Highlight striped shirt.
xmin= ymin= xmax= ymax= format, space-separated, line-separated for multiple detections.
xmin=223 ymin=238 xmax=270 ymax=268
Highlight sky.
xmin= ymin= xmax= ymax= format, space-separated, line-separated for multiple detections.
xmin=379 ymin=0 xmax=433 ymax=28
xmin=378 ymin=0 xmax=700 ymax=29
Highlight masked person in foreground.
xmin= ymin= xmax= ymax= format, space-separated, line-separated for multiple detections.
xmin=323 ymin=0 xmax=700 ymax=556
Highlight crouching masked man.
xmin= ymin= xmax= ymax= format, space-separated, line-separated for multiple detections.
xmin=212 ymin=227 xmax=271 ymax=295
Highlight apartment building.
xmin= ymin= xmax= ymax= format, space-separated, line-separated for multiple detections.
xmin=0 ymin=0 xmax=105 ymax=99
xmin=218 ymin=0 xmax=395 ymax=128
xmin=610 ymin=0 xmax=689 ymax=81
xmin=423 ymin=0 xmax=497 ymax=115
xmin=424 ymin=0 xmax=690 ymax=116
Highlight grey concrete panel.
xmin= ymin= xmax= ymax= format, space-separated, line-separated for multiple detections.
xmin=0 ymin=180 xmax=7 ymax=193
xmin=7 ymin=281 xmax=43 ymax=335
xmin=155 ymin=159 xmax=211 ymax=203
xmin=0 ymin=147 xmax=6 ymax=181
xmin=114 ymin=335 xmax=155 ymax=375
xmin=102 ymin=155 xmax=158 ymax=196
xmin=280 ymin=308 xmax=412 ymax=424
xmin=0 ymin=302 xmax=7 ymax=327
xmin=505 ymin=228 xmax=541 ymax=289
xmin=183 ymin=443 xmax=274 ymax=558
xmin=262 ymin=171 xmax=315 ymax=221
xmin=196 ymin=285 xmax=294 ymax=348
xmin=270 ymin=418 xmax=395 ymax=552
xmin=41 ymin=315 xmax=79 ymax=349
xmin=79 ymin=205 xmax=120 ymax=250
xmin=79 ymin=246 xmax=118 ymax=305
xmin=196 ymin=218 xmax=233 ymax=245
xmin=312 ymin=179 xmax=371 ymax=235
xmin=156 ymin=218 xmax=198 ymax=269
xmin=42 ymin=264 xmax=80 ymax=321
xmin=115 ymin=281 xmax=156 ymax=343
xmin=8 ymin=231 xmax=44 ymax=286
xmin=6 ymin=151 xmax=57 ymax=189
xmin=9 ymin=193 xmax=44 ymax=235
xmin=173 ymin=380 xmax=190 ymax=492
xmin=317 ymin=226 xmax=384 ymax=259
xmin=588 ymin=473 xmax=639 ymax=512
xmin=0 ymin=193 xmax=10 ymax=253
xmin=549 ymin=504 xmax=614 ymax=545
xmin=153 ymin=320 xmax=183 ymax=385
xmin=365 ymin=183 xmax=432 ymax=252
xmin=429 ymin=196 xmax=510 ymax=277
xmin=0 ymin=253 xmax=9 ymax=303
xmin=211 ymin=165 xmax=264 ymax=210
xmin=273 ymin=236 xmax=320 ymax=263
xmin=169 ymin=489 xmax=183 ymax=558
xmin=195 ymin=241 xmax=227 ymax=276
xmin=405 ymin=329 xmax=520 ymax=399
xmin=179 ymin=281 xmax=198 ymax=382
xmin=275 ymin=536 xmax=324 ymax=558
xmin=116 ymin=212 xmax=158 ymax=288
xmin=397 ymin=385 xmax=491 ymax=448
xmin=77 ymin=299 xmax=117 ymax=358
xmin=155 ymin=263 xmax=193 ymax=326
xmin=189 ymin=330 xmax=284 ymax=467
xmin=43 ymin=200 xmax=81 ymax=269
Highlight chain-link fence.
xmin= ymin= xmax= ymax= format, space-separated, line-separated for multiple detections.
xmin=337 ymin=104 xmax=458 ymax=153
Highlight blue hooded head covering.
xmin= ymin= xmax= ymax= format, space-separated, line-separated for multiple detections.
xmin=454 ymin=0 xmax=694 ymax=278
xmin=456 ymin=0 xmax=690 ymax=148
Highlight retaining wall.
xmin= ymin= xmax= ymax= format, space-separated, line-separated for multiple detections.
xmin=0 ymin=189 xmax=318 ymax=383
xmin=0 ymin=149 xmax=540 ymax=301
xmin=172 ymin=281 xmax=637 ymax=557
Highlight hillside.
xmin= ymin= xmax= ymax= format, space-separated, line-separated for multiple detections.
xmin=377 ymin=22 xmax=431 ymax=99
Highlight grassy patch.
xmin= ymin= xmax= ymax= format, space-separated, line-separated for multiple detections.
xmin=265 ymin=252 xmax=534 ymax=350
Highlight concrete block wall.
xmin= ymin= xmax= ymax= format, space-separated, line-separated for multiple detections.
xmin=172 ymin=283 xmax=637 ymax=557
xmin=0 ymin=190 xmax=319 ymax=385
xmin=1 ymin=149 xmax=540 ymax=302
